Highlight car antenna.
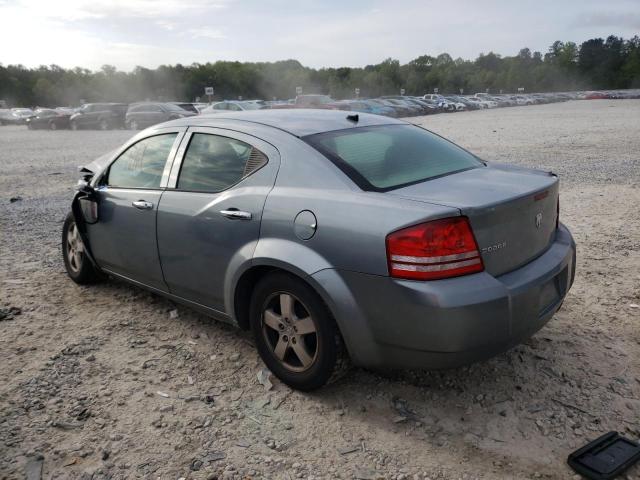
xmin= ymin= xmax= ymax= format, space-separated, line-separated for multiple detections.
xmin=346 ymin=113 xmax=359 ymax=123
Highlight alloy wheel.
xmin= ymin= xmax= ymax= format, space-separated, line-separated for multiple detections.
xmin=66 ymin=222 xmax=84 ymax=273
xmin=261 ymin=292 xmax=318 ymax=372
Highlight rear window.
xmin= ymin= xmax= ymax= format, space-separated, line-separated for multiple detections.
xmin=304 ymin=124 xmax=482 ymax=191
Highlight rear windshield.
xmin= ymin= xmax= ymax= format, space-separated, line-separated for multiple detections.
xmin=304 ymin=124 xmax=482 ymax=191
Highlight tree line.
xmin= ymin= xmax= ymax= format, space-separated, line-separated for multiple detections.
xmin=1 ymin=35 xmax=639 ymax=107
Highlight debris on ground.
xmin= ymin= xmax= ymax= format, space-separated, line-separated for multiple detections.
xmin=257 ymin=368 xmax=273 ymax=391
xmin=0 ymin=306 xmax=21 ymax=321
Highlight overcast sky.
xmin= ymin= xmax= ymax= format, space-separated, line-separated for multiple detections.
xmin=1 ymin=0 xmax=639 ymax=71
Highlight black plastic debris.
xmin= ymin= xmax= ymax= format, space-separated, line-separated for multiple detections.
xmin=0 ymin=306 xmax=21 ymax=321
xmin=568 ymin=431 xmax=640 ymax=479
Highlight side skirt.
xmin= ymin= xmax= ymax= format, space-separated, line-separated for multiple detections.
xmin=102 ymin=268 xmax=236 ymax=326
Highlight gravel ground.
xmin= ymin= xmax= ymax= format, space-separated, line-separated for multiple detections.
xmin=1 ymin=100 xmax=639 ymax=480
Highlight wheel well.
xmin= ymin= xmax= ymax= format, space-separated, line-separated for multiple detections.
xmin=233 ymin=266 xmax=330 ymax=332
xmin=233 ymin=266 xmax=277 ymax=330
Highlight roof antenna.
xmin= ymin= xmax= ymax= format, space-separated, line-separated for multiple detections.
xmin=346 ymin=113 xmax=359 ymax=123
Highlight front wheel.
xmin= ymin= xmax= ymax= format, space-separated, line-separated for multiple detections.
xmin=250 ymin=272 xmax=348 ymax=391
xmin=98 ymin=118 xmax=110 ymax=130
xmin=49 ymin=121 xmax=58 ymax=130
xmin=62 ymin=212 xmax=101 ymax=284
xmin=70 ymin=121 xmax=78 ymax=130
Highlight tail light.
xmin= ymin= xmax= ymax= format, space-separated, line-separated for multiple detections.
xmin=386 ymin=217 xmax=484 ymax=280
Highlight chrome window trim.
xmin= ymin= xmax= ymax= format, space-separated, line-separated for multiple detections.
xmin=92 ymin=127 xmax=187 ymax=190
xmin=166 ymin=126 xmax=277 ymax=190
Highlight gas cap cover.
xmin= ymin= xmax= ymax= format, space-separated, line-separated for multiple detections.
xmin=294 ymin=210 xmax=317 ymax=240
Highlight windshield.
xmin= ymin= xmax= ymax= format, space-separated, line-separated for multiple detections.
xmin=304 ymin=124 xmax=482 ymax=191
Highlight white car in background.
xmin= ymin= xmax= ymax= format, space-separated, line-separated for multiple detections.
xmin=474 ymin=95 xmax=499 ymax=108
xmin=463 ymin=97 xmax=488 ymax=109
xmin=201 ymin=100 xmax=267 ymax=114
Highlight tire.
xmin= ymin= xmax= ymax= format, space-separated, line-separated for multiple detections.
xmin=249 ymin=272 xmax=347 ymax=391
xmin=99 ymin=118 xmax=110 ymax=130
xmin=130 ymin=120 xmax=138 ymax=130
xmin=62 ymin=212 xmax=101 ymax=284
xmin=70 ymin=121 xmax=78 ymax=131
xmin=49 ymin=121 xmax=57 ymax=131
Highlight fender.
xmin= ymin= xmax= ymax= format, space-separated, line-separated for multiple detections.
xmin=224 ymin=237 xmax=333 ymax=324
xmin=69 ymin=191 xmax=101 ymax=269
xmin=224 ymin=237 xmax=375 ymax=365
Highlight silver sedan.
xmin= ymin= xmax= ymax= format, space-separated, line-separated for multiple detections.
xmin=63 ymin=109 xmax=576 ymax=390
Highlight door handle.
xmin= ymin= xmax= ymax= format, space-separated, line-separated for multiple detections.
xmin=132 ymin=200 xmax=154 ymax=210
xmin=220 ymin=209 xmax=252 ymax=220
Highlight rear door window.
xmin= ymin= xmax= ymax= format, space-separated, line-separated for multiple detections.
xmin=304 ymin=124 xmax=482 ymax=191
xmin=176 ymin=133 xmax=267 ymax=192
xmin=107 ymin=133 xmax=177 ymax=189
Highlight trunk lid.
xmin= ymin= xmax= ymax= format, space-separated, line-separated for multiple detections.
xmin=389 ymin=164 xmax=559 ymax=276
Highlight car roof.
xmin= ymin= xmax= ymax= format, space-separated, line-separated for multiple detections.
xmin=165 ymin=109 xmax=405 ymax=137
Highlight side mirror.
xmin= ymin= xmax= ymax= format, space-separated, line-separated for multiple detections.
xmin=76 ymin=178 xmax=94 ymax=194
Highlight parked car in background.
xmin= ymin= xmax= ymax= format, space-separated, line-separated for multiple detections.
xmin=514 ymin=95 xmax=534 ymax=106
xmin=271 ymin=94 xmax=342 ymax=110
xmin=443 ymin=97 xmax=467 ymax=111
xmin=169 ymin=102 xmax=199 ymax=113
xmin=380 ymin=97 xmax=425 ymax=116
xmin=125 ymin=102 xmax=196 ymax=130
xmin=192 ymin=102 xmax=209 ymax=113
xmin=473 ymin=95 xmax=499 ymax=108
xmin=447 ymin=96 xmax=480 ymax=110
xmin=3 ymin=108 xmax=35 ymax=124
xmin=369 ymin=98 xmax=414 ymax=117
xmin=25 ymin=108 xmax=71 ymax=130
xmin=463 ymin=97 xmax=488 ymax=109
xmin=584 ymin=92 xmax=608 ymax=100
xmin=331 ymin=100 xmax=384 ymax=115
xmin=70 ymin=103 xmax=128 ymax=130
xmin=422 ymin=94 xmax=457 ymax=112
xmin=0 ymin=109 xmax=13 ymax=125
xmin=63 ymin=109 xmax=575 ymax=390
xmin=201 ymin=100 xmax=268 ymax=113
xmin=404 ymin=97 xmax=439 ymax=115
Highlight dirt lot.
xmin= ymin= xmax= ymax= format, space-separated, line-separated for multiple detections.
xmin=1 ymin=100 xmax=639 ymax=480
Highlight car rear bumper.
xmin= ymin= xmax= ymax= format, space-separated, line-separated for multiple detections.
xmin=311 ymin=223 xmax=576 ymax=369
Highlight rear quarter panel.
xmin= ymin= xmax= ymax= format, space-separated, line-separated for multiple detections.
xmin=255 ymin=139 xmax=458 ymax=276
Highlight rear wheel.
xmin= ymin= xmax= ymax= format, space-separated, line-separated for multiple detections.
xmin=250 ymin=272 xmax=347 ymax=391
xmin=98 ymin=118 xmax=110 ymax=130
xmin=49 ymin=121 xmax=57 ymax=131
xmin=62 ymin=212 xmax=101 ymax=284
xmin=70 ymin=121 xmax=78 ymax=130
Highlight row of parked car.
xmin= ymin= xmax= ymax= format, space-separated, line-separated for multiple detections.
xmin=2 ymin=89 xmax=638 ymax=130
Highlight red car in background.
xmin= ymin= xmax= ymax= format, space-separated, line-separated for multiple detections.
xmin=584 ymin=91 xmax=608 ymax=99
